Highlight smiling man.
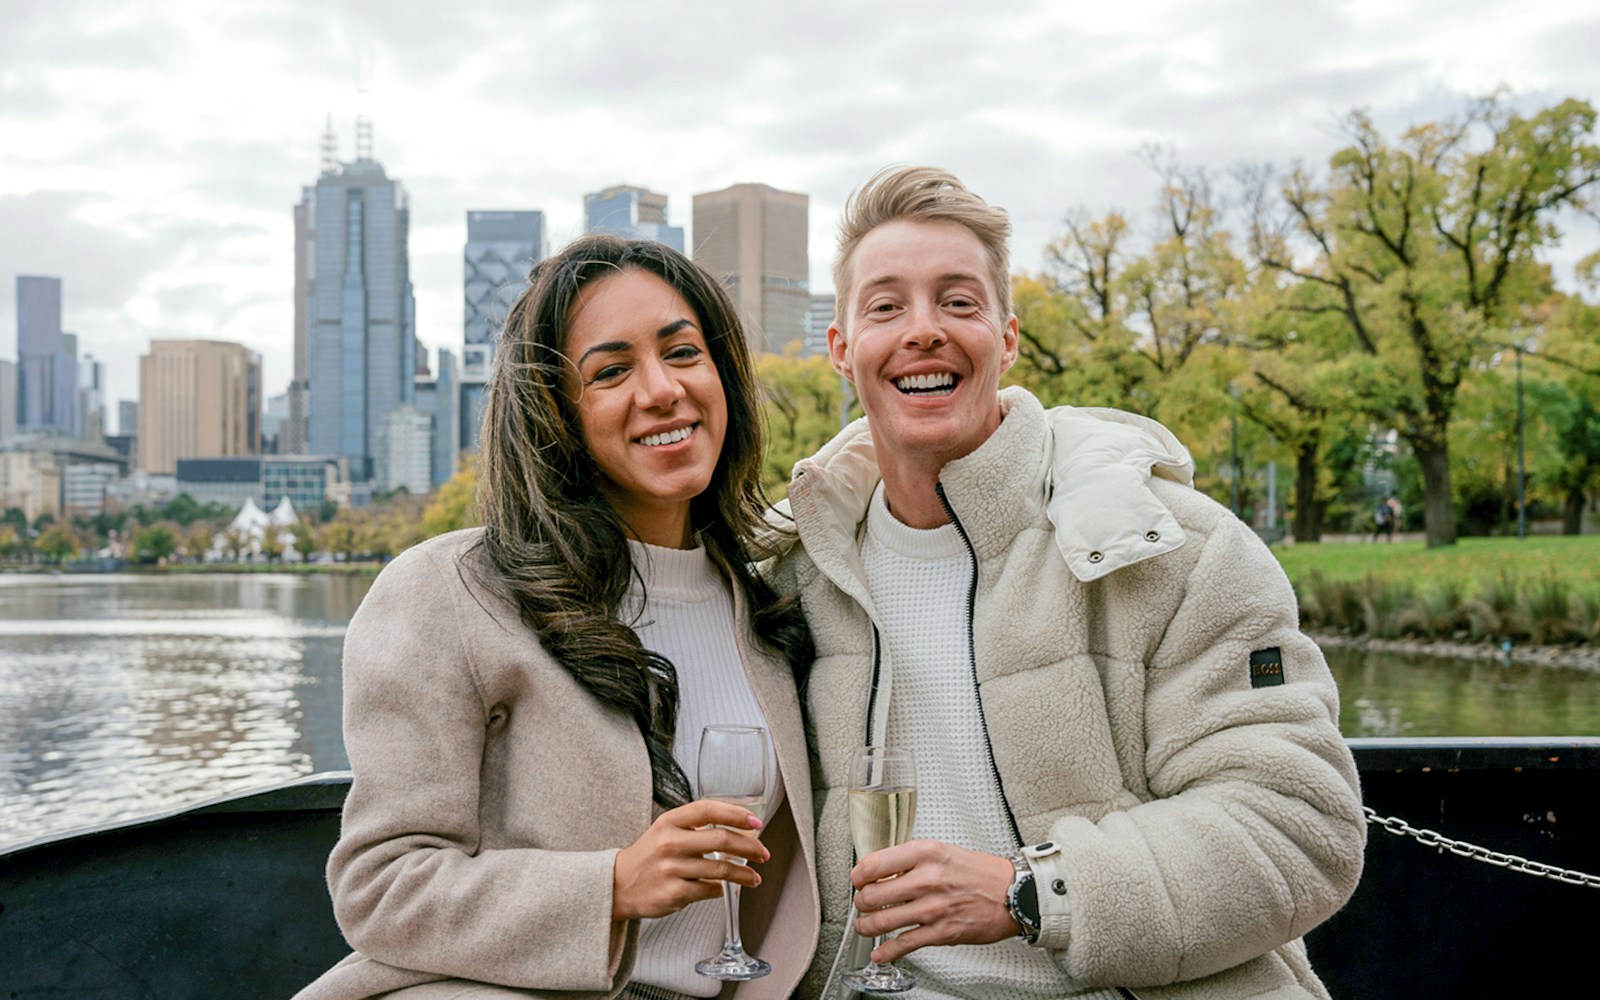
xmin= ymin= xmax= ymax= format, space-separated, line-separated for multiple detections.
xmin=781 ymin=167 xmax=1364 ymax=1000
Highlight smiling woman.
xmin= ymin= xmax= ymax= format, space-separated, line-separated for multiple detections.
xmin=291 ymin=236 xmax=818 ymax=1000
xmin=563 ymin=269 xmax=729 ymax=548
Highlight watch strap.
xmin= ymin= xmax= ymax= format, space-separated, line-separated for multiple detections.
xmin=1004 ymin=852 xmax=1042 ymax=944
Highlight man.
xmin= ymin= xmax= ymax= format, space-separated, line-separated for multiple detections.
xmin=780 ymin=167 xmax=1364 ymax=1000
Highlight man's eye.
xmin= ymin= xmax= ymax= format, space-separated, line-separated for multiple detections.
xmin=946 ymin=297 xmax=978 ymax=311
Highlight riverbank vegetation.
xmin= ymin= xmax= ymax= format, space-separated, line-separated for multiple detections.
xmin=1279 ymin=536 xmax=1600 ymax=644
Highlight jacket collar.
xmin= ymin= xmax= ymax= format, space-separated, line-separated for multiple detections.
xmin=789 ymin=386 xmax=1194 ymax=588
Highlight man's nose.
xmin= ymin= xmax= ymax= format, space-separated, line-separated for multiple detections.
xmin=901 ymin=301 xmax=948 ymax=349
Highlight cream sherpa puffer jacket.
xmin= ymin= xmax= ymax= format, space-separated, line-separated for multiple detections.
xmin=780 ymin=388 xmax=1364 ymax=1000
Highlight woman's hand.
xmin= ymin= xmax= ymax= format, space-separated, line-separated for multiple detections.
xmin=851 ymin=839 xmax=1018 ymax=962
xmin=611 ymin=799 xmax=769 ymax=921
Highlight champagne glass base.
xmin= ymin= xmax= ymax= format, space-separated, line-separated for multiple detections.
xmin=841 ymin=964 xmax=916 ymax=994
xmin=695 ymin=949 xmax=771 ymax=981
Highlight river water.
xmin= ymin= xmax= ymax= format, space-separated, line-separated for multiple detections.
xmin=3 ymin=572 xmax=1600 ymax=850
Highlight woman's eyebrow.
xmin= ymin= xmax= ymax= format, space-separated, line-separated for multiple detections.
xmin=577 ymin=320 xmax=699 ymax=367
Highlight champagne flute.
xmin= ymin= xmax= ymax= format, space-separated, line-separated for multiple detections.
xmin=694 ymin=724 xmax=772 ymax=980
xmin=841 ymin=745 xmax=919 ymax=994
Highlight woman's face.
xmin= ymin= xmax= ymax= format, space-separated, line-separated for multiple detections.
xmin=562 ymin=268 xmax=728 ymax=549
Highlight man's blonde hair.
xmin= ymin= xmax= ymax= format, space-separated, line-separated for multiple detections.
xmin=832 ymin=165 xmax=1013 ymax=328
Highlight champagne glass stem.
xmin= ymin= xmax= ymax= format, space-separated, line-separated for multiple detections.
xmin=720 ymin=879 xmax=744 ymax=953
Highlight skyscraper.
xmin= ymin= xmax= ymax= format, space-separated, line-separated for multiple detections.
xmin=15 ymin=275 xmax=78 ymax=435
xmin=585 ymin=185 xmax=685 ymax=252
xmin=0 ymin=360 xmax=16 ymax=442
xmin=414 ymin=347 xmax=458 ymax=490
xmin=293 ymin=118 xmax=416 ymax=482
xmin=691 ymin=183 xmax=810 ymax=354
xmin=464 ymin=210 xmax=545 ymax=375
xmin=137 ymin=340 xmax=261 ymax=475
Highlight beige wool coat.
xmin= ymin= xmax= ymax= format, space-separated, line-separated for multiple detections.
xmin=292 ymin=528 xmax=818 ymax=1000
xmin=779 ymin=388 xmax=1364 ymax=1000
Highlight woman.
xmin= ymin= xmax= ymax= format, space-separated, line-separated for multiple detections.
xmin=294 ymin=236 xmax=818 ymax=1000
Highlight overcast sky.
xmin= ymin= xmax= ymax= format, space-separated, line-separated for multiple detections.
xmin=3 ymin=0 xmax=1597 ymax=425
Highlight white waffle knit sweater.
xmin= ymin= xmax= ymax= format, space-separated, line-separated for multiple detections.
xmin=863 ymin=486 xmax=1121 ymax=1000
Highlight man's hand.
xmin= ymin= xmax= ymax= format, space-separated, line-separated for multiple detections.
xmin=851 ymin=839 xmax=1018 ymax=962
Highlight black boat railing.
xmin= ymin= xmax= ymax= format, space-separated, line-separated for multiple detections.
xmin=3 ymin=740 xmax=1598 ymax=998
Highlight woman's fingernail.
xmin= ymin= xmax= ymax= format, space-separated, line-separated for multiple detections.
xmin=748 ymin=815 xmax=763 ymax=829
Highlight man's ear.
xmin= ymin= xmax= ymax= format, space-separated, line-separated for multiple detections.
xmin=999 ymin=313 xmax=1019 ymax=374
xmin=828 ymin=323 xmax=855 ymax=382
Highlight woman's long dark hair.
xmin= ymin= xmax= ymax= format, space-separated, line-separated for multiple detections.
xmin=476 ymin=234 xmax=812 ymax=809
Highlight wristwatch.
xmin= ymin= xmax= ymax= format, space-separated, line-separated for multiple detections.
xmin=1004 ymin=852 xmax=1042 ymax=944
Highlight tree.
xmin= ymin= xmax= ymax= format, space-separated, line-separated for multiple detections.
xmin=35 ymin=524 xmax=80 ymax=564
xmin=0 ymin=524 xmax=25 ymax=562
xmin=757 ymin=351 xmax=856 ymax=497
xmin=422 ymin=456 xmax=479 ymax=538
xmin=290 ymin=520 xmax=319 ymax=562
xmin=129 ymin=523 xmax=178 ymax=565
xmin=260 ymin=525 xmax=287 ymax=563
xmin=1253 ymin=95 xmax=1600 ymax=546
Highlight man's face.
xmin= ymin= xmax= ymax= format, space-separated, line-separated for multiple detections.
xmin=829 ymin=218 xmax=1018 ymax=471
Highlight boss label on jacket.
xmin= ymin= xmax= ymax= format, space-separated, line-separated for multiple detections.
xmin=1249 ymin=647 xmax=1284 ymax=688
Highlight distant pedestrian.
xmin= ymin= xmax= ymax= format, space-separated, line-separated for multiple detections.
xmin=1372 ymin=496 xmax=1395 ymax=542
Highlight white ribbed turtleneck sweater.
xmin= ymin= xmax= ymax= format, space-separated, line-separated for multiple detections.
xmin=621 ymin=538 xmax=784 ymax=996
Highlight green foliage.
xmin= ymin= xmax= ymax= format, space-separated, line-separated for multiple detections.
xmin=34 ymin=524 xmax=80 ymax=564
xmin=129 ymin=523 xmax=178 ymax=565
xmin=757 ymin=351 xmax=856 ymax=497
xmin=1278 ymin=536 xmax=1600 ymax=643
xmin=422 ymin=455 xmax=480 ymax=537
xmin=1254 ymin=95 xmax=1600 ymax=546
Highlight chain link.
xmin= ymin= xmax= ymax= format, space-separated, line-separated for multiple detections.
xmin=1364 ymin=806 xmax=1600 ymax=888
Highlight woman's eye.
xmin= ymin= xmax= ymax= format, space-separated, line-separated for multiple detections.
xmin=665 ymin=344 xmax=703 ymax=363
xmin=589 ymin=364 xmax=627 ymax=384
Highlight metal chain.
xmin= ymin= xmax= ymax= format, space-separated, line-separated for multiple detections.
xmin=1364 ymin=806 xmax=1600 ymax=888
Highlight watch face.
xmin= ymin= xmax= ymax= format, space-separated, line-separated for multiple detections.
xmin=1018 ymin=875 xmax=1040 ymax=924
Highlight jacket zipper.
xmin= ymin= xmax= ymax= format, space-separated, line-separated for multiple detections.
xmin=865 ymin=627 xmax=883 ymax=747
xmin=935 ymin=482 xmax=1025 ymax=851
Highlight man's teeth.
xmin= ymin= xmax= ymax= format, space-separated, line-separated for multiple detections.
xmin=895 ymin=373 xmax=956 ymax=393
xmin=640 ymin=426 xmax=693 ymax=447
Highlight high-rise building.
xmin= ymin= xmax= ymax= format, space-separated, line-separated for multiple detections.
xmin=292 ymin=118 xmax=416 ymax=482
xmin=137 ymin=340 xmax=262 ymax=475
xmin=0 ymin=360 xmax=16 ymax=442
xmin=585 ymin=185 xmax=685 ymax=253
xmin=691 ymin=184 xmax=810 ymax=354
xmin=378 ymin=405 xmax=432 ymax=495
xmin=805 ymin=293 xmax=836 ymax=358
xmin=16 ymin=276 xmax=78 ymax=435
xmin=118 ymin=400 xmax=138 ymax=437
xmin=77 ymin=349 xmax=105 ymax=442
xmin=415 ymin=348 xmax=458 ymax=490
xmin=464 ymin=210 xmax=544 ymax=374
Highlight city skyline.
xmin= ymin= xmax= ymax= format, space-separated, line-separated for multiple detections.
xmin=2 ymin=1 xmax=1597 ymax=415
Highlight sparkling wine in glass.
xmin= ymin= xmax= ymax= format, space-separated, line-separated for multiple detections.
xmin=694 ymin=724 xmax=772 ymax=981
xmin=841 ymin=745 xmax=918 ymax=994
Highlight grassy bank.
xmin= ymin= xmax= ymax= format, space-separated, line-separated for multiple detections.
xmin=1273 ymin=536 xmax=1600 ymax=645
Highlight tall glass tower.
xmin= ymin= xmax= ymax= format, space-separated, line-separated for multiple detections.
xmin=292 ymin=118 xmax=416 ymax=483
xmin=15 ymin=275 xmax=78 ymax=435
